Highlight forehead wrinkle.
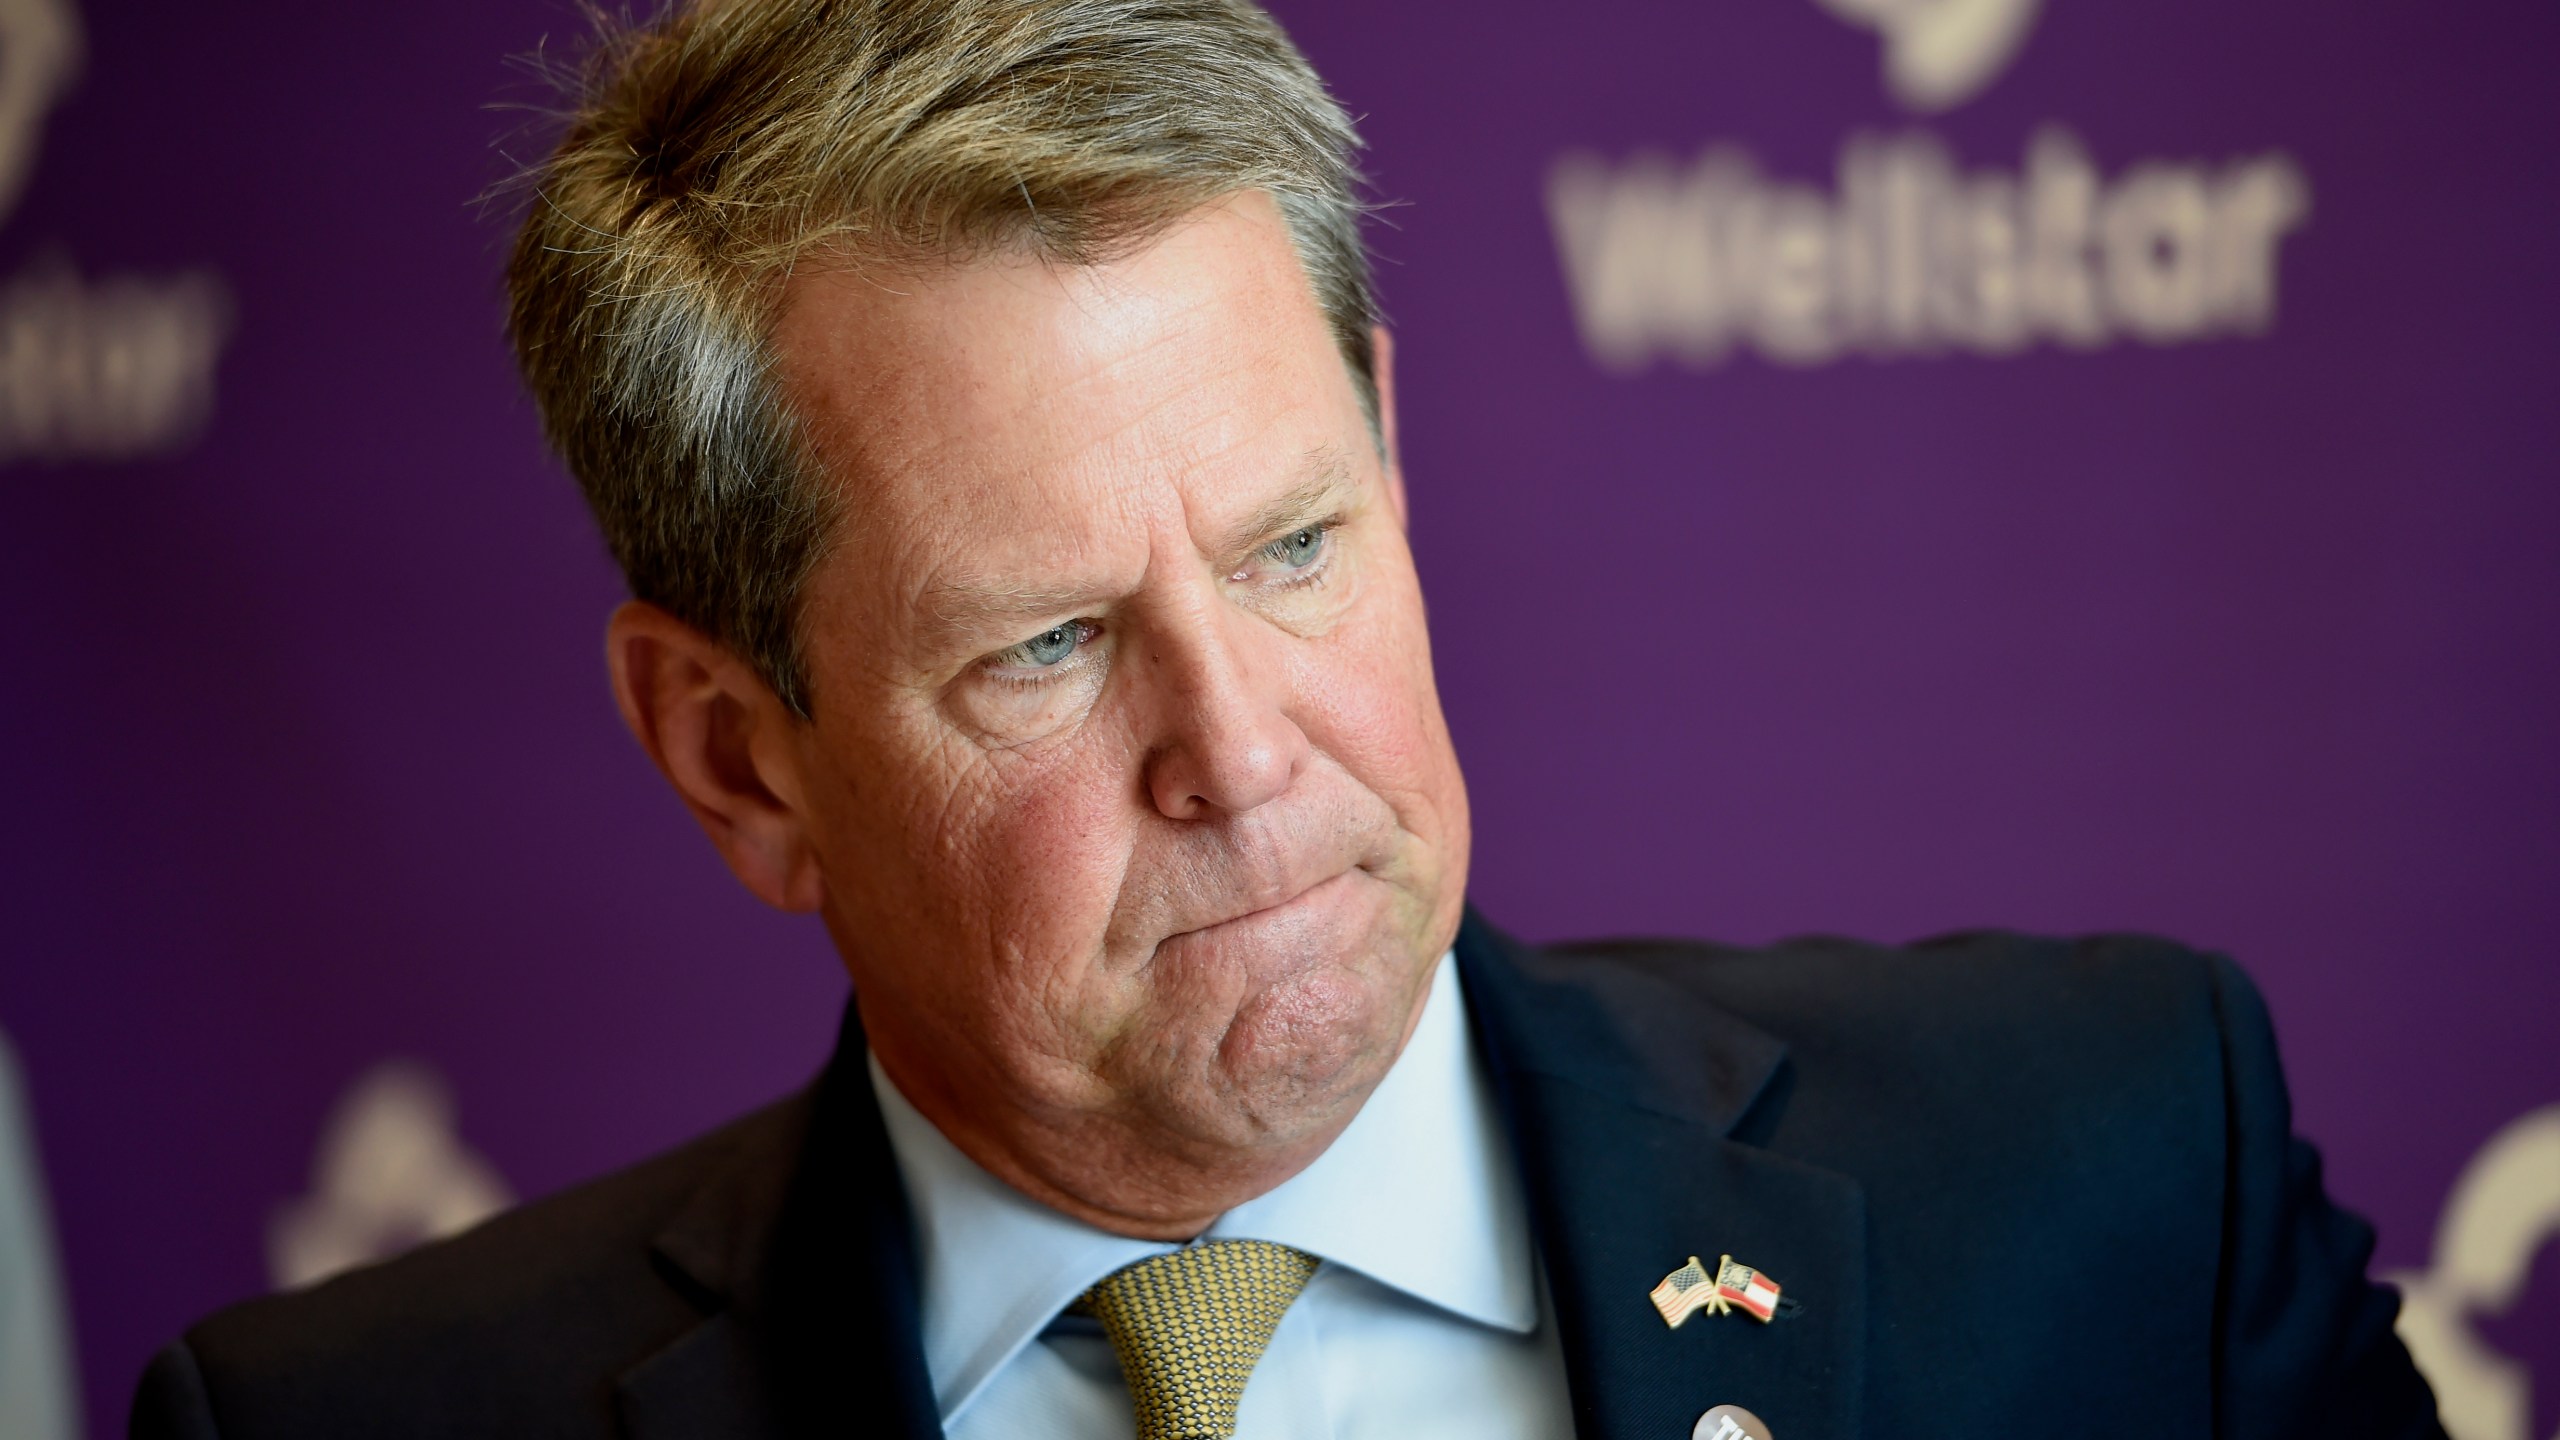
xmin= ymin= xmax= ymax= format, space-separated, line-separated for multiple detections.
xmin=788 ymin=244 xmax=1240 ymax=489
xmin=907 ymin=246 xmax=1240 ymax=444
xmin=1011 ymin=313 xmax=1265 ymax=478
xmin=867 ymin=315 xmax=1250 ymax=536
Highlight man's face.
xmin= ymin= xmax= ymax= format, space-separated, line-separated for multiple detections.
xmin=767 ymin=193 xmax=1469 ymax=1231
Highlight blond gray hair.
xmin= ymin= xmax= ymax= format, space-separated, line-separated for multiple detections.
xmin=506 ymin=0 xmax=1378 ymax=716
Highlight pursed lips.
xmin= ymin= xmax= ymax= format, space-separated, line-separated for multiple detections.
xmin=1165 ymin=864 xmax=1368 ymax=945
xmin=1116 ymin=780 xmax=1408 ymax=953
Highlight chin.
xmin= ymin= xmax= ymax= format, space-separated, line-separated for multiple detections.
xmin=1104 ymin=861 xmax=1452 ymax=1143
xmin=1202 ymin=922 xmax=1439 ymax=1142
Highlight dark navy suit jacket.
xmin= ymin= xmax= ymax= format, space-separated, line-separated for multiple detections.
xmin=132 ymin=914 xmax=2446 ymax=1438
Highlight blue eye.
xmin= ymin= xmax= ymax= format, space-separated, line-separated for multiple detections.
xmin=1264 ymin=526 xmax=1327 ymax=569
xmin=1003 ymin=622 xmax=1086 ymax=670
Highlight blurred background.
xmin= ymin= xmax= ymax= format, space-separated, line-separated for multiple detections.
xmin=0 ymin=0 xmax=2553 ymax=1434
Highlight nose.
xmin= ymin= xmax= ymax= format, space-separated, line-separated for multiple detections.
xmin=1141 ymin=599 xmax=1310 ymax=821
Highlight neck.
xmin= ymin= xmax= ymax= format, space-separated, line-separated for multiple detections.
xmin=871 ymin=1048 xmax=1366 ymax=1240
xmin=859 ymin=959 xmax=1444 ymax=1239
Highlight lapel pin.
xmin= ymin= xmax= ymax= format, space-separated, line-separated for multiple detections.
xmin=1648 ymin=1255 xmax=1717 ymax=1328
xmin=1710 ymin=1253 xmax=1783 ymax=1322
xmin=1650 ymin=1253 xmax=1784 ymax=1328
xmin=1693 ymin=1403 xmax=1774 ymax=1440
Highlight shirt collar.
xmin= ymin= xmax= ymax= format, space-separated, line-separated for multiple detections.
xmin=867 ymin=950 xmax=1540 ymax=1425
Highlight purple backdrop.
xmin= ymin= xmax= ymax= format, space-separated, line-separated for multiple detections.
xmin=1 ymin=0 xmax=2553 ymax=1434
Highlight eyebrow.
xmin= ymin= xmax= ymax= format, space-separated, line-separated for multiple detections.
xmin=918 ymin=447 xmax=1361 ymax=651
xmin=1212 ymin=448 xmax=1356 ymax=562
xmin=919 ymin=580 xmax=1105 ymax=652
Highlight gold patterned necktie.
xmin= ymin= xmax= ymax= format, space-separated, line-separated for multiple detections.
xmin=1073 ymin=1239 xmax=1321 ymax=1440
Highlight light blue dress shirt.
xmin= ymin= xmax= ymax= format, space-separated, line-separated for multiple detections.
xmin=868 ymin=952 xmax=1576 ymax=1438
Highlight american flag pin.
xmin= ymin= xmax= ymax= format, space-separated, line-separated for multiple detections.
xmin=1649 ymin=1252 xmax=1783 ymax=1328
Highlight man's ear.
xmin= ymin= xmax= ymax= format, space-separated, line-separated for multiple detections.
xmin=604 ymin=600 xmax=825 ymax=913
xmin=1371 ymin=324 xmax=1408 ymax=529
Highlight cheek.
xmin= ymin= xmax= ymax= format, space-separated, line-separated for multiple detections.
xmin=963 ymin=754 xmax=1139 ymax=945
xmin=892 ymin=725 xmax=1153 ymax=979
xmin=819 ymin=719 xmax=1160 ymax=1064
xmin=1294 ymin=575 xmax=1462 ymax=831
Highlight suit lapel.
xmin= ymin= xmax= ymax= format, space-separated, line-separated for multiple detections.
xmin=619 ymin=1005 xmax=944 ymax=1440
xmin=618 ymin=1312 xmax=786 ymax=1438
xmin=1460 ymin=914 xmax=1868 ymax=1440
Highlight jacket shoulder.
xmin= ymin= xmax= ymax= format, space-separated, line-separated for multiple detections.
xmin=146 ymin=1093 xmax=809 ymax=1438
xmin=1527 ymin=928 xmax=2250 ymax=1173
xmin=1549 ymin=927 xmax=2232 ymax=1075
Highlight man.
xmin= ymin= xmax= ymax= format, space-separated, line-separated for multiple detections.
xmin=133 ymin=1 xmax=2443 ymax=1436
